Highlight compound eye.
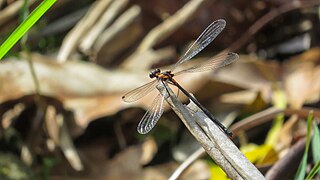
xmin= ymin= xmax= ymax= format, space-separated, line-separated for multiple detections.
xmin=149 ymin=72 xmax=155 ymax=78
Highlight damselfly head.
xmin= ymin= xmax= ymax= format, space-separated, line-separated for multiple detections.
xmin=149 ymin=69 xmax=161 ymax=78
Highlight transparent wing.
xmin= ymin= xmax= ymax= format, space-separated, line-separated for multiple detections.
xmin=122 ymin=80 xmax=158 ymax=103
xmin=137 ymin=94 xmax=165 ymax=134
xmin=174 ymin=52 xmax=239 ymax=75
xmin=171 ymin=19 xmax=226 ymax=71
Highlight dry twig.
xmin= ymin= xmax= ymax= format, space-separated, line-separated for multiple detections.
xmin=169 ymin=147 xmax=205 ymax=179
xmin=57 ymin=0 xmax=113 ymax=62
xmin=230 ymin=107 xmax=320 ymax=137
xmin=79 ymin=0 xmax=129 ymax=54
xmin=94 ymin=5 xmax=141 ymax=52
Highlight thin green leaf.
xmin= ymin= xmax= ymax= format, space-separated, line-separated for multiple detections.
xmin=305 ymin=160 xmax=320 ymax=180
xmin=0 ymin=0 xmax=56 ymax=60
xmin=311 ymin=122 xmax=320 ymax=176
xmin=296 ymin=153 xmax=308 ymax=180
xmin=295 ymin=111 xmax=313 ymax=180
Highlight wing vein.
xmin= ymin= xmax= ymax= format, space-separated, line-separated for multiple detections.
xmin=174 ymin=52 xmax=239 ymax=75
xmin=137 ymin=94 xmax=165 ymax=134
xmin=171 ymin=19 xmax=226 ymax=71
xmin=122 ymin=80 xmax=158 ymax=103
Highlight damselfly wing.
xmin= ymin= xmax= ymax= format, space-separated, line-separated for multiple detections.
xmin=122 ymin=19 xmax=239 ymax=135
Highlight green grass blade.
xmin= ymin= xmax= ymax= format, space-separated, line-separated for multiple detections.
xmin=311 ymin=121 xmax=320 ymax=177
xmin=0 ymin=0 xmax=57 ymax=60
xmin=296 ymin=151 xmax=308 ymax=180
xmin=295 ymin=111 xmax=313 ymax=180
xmin=305 ymin=160 xmax=320 ymax=180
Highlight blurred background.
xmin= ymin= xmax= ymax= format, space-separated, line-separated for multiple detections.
xmin=0 ymin=0 xmax=319 ymax=179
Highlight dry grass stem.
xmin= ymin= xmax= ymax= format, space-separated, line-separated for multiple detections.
xmin=94 ymin=5 xmax=141 ymax=52
xmin=79 ymin=0 xmax=128 ymax=54
xmin=57 ymin=0 xmax=113 ymax=62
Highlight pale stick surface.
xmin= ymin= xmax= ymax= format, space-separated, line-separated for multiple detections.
xmin=156 ymin=83 xmax=265 ymax=180
xmin=189 ymin=102 xmax=265 ymax=180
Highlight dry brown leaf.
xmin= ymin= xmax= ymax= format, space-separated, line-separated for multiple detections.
xmin=180 ymin=160 xmax=210 ymax=180
xmin=277 ymin=115 xmax=299 ymax=151
xmin=213 ymin=55 xmax=280 ymax=98
xmin=0 ymin=53 xmax=265 ymax=130
xmin=0 ymin=53 xmax=148 ymax=127
xmin=284 ymin=62 xmax=320 ymax=109
xmin=284 ymin=47 xmax=320 ymax=108
xmin=140 ymin=136 xmax=158 ymax=165
xmin=215 ymin=52 xmax=320 ymax=108
xmin=288 ymin=47 xmax=320 ymax=64
xmin=199 ymin=55 xmax=282 ymax=108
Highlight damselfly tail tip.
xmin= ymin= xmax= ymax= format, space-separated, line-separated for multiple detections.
xmin=217 ymin=19 xmax=226 ymax=24
xmin=137 ymin=128 xmax=147 ymax=135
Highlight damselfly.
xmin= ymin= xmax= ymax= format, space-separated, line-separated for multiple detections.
xmin=122 ymin=19 xmax=238 ymax=136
